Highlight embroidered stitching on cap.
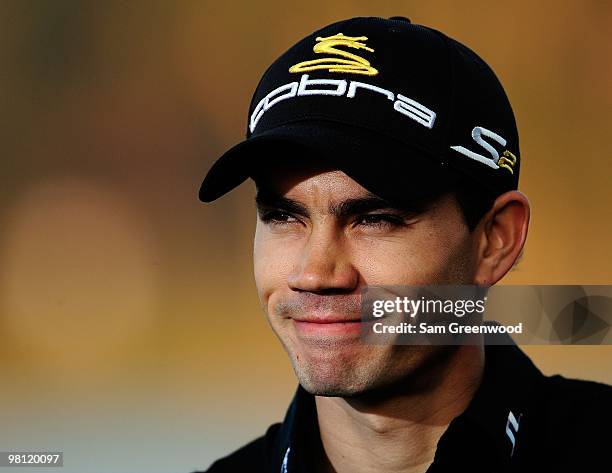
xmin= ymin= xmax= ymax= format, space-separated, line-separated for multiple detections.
xmin=289 ymin=33 xmax=378 ymax=76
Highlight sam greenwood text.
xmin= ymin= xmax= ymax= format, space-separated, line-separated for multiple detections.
xmin=371 ymin=322 xmax=524 ymax=335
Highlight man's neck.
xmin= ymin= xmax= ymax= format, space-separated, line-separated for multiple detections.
xmin=314 ymin=345 xmax=485 ymax=473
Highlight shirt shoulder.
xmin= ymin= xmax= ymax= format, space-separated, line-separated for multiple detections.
xmin=196 ymin=423 xmax=282 ymax=473
xmin=542 ymin=374 xmax=612 ymax=415
xmin=523 ymin=374 xmax=612 ymax=470
xmin=541 ymin=374 xmax=612 ymax=433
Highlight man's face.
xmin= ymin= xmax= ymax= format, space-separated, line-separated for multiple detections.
xmin=253 ymin=163 xmax=478 ymax=397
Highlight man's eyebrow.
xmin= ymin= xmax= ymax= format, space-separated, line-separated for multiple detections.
xmin=330 ymin=193 xmax=423 ymax=218
xmin=255 ymin=191 xmax=308 ymax=217
xmin=256 ymin=189 xmax=424 ymax=219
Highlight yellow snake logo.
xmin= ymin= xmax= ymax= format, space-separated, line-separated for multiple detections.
xmin=289 ymin=33 xmax=378 ymax=76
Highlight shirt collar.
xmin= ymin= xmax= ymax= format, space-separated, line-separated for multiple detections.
xmin=274 ymin=383 xmax=317 ymax=473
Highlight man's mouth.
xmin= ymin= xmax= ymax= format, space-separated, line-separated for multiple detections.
xmin=291 ymin=314 xmax=366 ymax=337
xmin=292 ymin=314 xmax=361 ymax=324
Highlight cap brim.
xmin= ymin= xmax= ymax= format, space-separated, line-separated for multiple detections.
xmin=199 ymin=121 xmax=451 ymax=205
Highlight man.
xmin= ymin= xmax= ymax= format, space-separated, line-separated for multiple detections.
xmin=197 ymin=16 xmax=611 ymax=472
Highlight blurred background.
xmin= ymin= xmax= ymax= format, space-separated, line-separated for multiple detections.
xmin=0 ymin=1 xmax=610 ymax=472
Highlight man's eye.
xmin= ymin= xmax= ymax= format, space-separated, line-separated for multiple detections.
xmin=260 ymin=210 xmax=300 ymax=225
xmin=356 ymin=214 xmax=404 ymax=228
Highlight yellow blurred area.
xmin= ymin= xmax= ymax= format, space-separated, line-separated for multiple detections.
xmin=0 ymin=1 xmax=610 ymax=472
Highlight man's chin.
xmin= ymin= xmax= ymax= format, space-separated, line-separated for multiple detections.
xmin=294 ymin=363 xmax=381 ymax=398
xmin=290 ymin=346 xmax=448 ymax=398
xmin=298 ymin=379 xmax=366 ymax=398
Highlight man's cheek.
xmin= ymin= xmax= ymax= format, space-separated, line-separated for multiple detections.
xmin=351 ymin=244 xmax=425 ymax=283
xmin=352 ymin=246 xmax=446 ymax=285
xmin=254 ymin=241 xmax=295 ymax=304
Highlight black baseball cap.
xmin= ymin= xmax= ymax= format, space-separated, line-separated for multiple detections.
xmin=199 ymin=16 xmax=520 ymax=204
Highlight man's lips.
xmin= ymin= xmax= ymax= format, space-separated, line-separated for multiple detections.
xmin=291 ymin=315 xmax=362 ymax=323
xmin=291 ymin=314 xmax=368 ymax=337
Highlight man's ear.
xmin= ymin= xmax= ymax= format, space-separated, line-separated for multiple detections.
xmin=472 ymin=191 xmax=530 ymax=285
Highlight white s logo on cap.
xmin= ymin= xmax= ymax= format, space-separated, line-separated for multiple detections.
xmin=451 ymin=126 xmax=509 ymax=170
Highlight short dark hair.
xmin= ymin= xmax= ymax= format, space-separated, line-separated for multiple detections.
xmin=452 ymin=177 xmax=497 ymax=231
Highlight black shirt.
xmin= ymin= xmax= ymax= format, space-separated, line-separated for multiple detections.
xmin=200 ymin=341 xmax=612 ymax=472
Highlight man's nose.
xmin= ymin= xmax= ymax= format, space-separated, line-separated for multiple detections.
xmin=287 ymin=226 xmax=359 ymax=293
